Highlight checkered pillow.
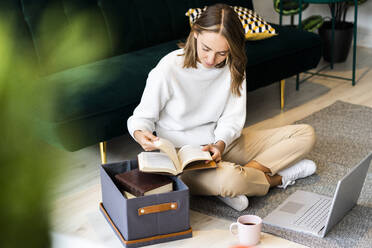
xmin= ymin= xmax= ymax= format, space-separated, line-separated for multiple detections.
xmin=185 ymin=7 xmax=207 ymax=26
xmin=185 ymin=6 xmax=277 ymax=41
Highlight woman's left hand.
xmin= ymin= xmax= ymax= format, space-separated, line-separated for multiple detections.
xmin=202 ymin=140 xmax=226 ymax=163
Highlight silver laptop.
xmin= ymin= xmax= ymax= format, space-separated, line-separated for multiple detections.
xmin=263 ymin=152 xmax=372 ymax=237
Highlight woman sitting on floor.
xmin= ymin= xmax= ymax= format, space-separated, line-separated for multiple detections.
xmin=127 ymin=3 xmax=316 ymax=211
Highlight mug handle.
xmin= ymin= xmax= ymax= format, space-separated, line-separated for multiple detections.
xmin=229 ymin=222 xmax=238 ymax=235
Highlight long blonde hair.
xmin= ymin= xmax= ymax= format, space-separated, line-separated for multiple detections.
xmin=178 ymin=4 xmax=247 ymax=96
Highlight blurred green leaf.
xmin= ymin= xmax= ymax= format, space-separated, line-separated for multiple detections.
xmin=303 ymin=15 xmax=324 ymax=32
xmin=273 ymin=0 xmax=309 ymax=16
xmin=0 ymin=8 xmax=74 ymax=248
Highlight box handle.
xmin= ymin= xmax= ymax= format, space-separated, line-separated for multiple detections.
xmin=138 ymin=202 xmax=178 ymax=216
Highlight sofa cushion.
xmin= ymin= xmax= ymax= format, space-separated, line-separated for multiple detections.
xmin=21 ymin=0 xmax=111 ymax=75
xmin=98 ymin=0 xmax=253 ymax=55
xmin=32 ymin=40 xmax=180 ymax=150
xmin=245 ymin=24 xmax=321 ymax=90
xmin=246 ymin=24 xmax=320 ymax=65
xmin=36 ymin=40 xmax=179 ymax=123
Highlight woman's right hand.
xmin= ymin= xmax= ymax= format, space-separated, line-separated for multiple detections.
xmin=133 ymin=130 xmax=159 ymax=151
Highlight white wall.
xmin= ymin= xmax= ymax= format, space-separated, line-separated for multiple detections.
xmin=253 ymin=0 xmax=372 ymax=48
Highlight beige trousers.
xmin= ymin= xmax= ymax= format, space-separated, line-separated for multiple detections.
xmin=180 ymin=124 xmax=316 ymax=197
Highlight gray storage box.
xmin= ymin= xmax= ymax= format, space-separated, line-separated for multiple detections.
xmin=100 ymin=160 xmax=192 ymax=248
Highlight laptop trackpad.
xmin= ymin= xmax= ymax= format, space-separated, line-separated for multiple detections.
xmin=280 ymin=201 xmax=305 ymax=214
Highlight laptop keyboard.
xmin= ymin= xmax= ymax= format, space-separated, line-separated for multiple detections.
xmin=293 ymin=198 xmax=331 ymax=230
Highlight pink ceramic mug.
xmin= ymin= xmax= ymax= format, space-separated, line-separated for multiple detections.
xmin=229 ymin=215 xmax=262 ymax=246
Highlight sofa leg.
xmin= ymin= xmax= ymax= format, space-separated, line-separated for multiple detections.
xmin=100 ymin=141 xmax=107 ymax=164
xmin=280 ymin=79 xmax=285 ymax=110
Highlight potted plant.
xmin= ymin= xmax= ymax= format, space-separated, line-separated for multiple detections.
xmin=273 ymin=0 xmax=324 ymax=31
xmin=319 ymin=0 xmax=368 ymax=63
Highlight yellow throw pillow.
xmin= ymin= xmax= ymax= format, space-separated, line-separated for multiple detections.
xmin=185 ymin=7 xmax=207 ymax=26
xmin=233 ymin=6 xmax=277 ymax=40
xmin=185 ymin=6 xmax=277 ymax=41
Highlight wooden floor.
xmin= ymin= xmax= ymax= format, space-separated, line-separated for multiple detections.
xmin=50 ymin=46 xmax=372 ymax=248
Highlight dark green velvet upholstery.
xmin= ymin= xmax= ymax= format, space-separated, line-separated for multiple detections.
xmin=246 ymin=24 xmax=321 ymax=90
xmin=7 ymin=0 xmax=320 ymax=151
xmin=98 ymin=0 xmax=253 ymax=55
xmin=33 ymin=40 xmax=180 ymax=150
xmin=40 ymin=41 xmax=179 ymax=123
xmin=0 ymin=1 xmax=38 ymax=76
xmin=21 ymin=0 xmax=112 ymax=75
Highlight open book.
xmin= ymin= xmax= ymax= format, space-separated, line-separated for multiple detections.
xmin=138 ymin=138 xmax=217 ymax=175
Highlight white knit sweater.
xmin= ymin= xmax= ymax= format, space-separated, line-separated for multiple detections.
xmin=127 ymin=49 xmax=246 ymax=148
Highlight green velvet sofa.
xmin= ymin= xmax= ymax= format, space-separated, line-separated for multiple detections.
xmin=3 ymin=0 xmax=321 ymax=151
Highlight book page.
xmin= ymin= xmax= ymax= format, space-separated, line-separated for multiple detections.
xmin=178 ymin=145 xmax=212 ymax=170
xmin=138 ymin=152 xmax=177 ymax=175
xmin=123 ymin=191 xmax=136 ymax=199
xmin=154 ymin=138 xmax=181 ymax=171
